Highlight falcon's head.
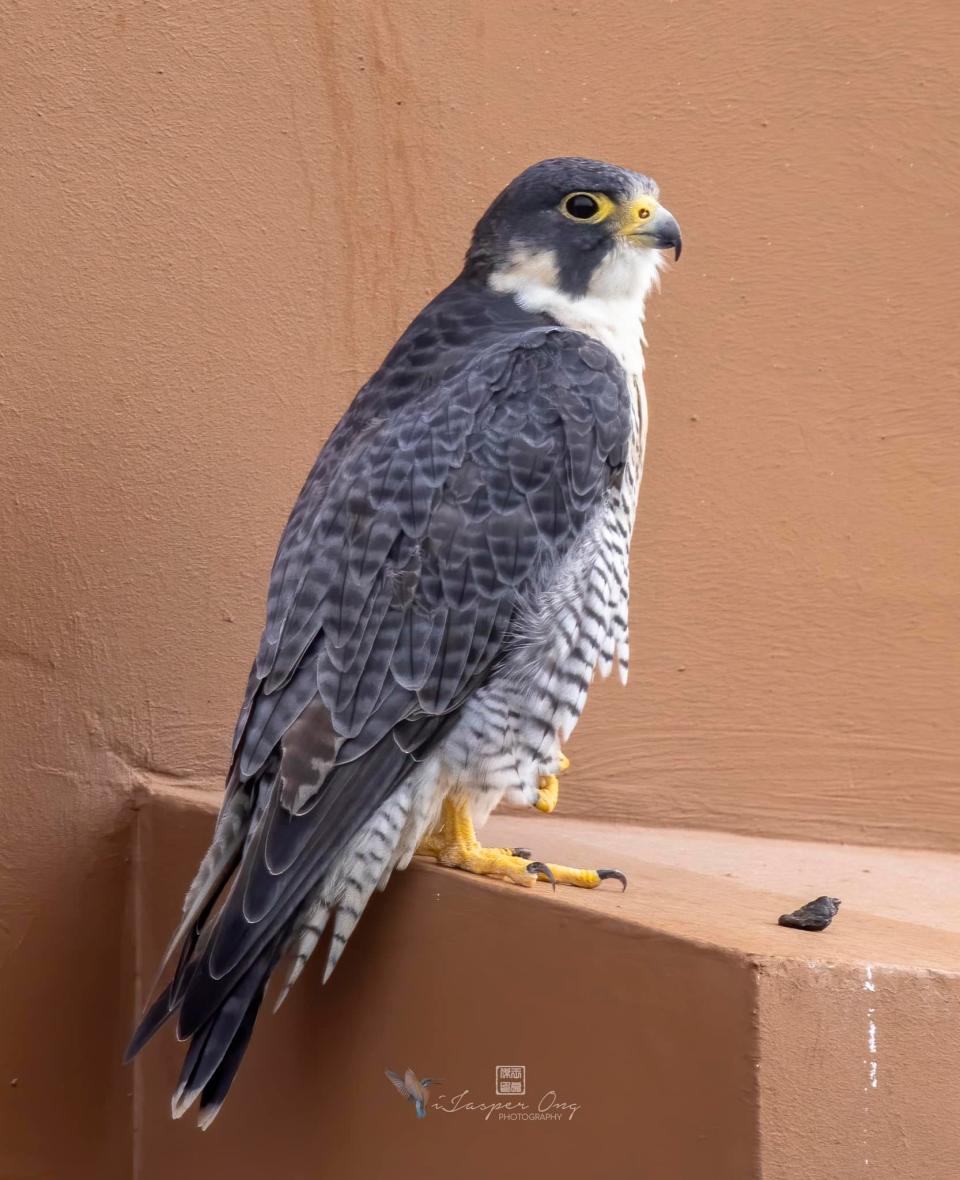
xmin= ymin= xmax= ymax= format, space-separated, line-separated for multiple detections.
xmin=466 ymin=156 xmax=681 ymax=304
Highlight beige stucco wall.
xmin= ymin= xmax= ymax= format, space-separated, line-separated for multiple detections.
xmin=1 ymin=2 xmax=958 ymax=1173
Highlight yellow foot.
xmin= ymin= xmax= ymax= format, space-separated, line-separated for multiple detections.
xmin=417 ymin=830 xmax=529 ymax=862
xmin=416 ymin=797 xmax=626 ymax=891
xmin=529 ymin=863 xmax=626 ymax=889
xmin=535 ymin=751 xmax=570 ymax=814
xmin=415 ymin=832 xmax=445 ymax=858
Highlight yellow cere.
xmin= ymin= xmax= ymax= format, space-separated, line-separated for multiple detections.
xmin=619 ymin=195 xmax=661 ymax=235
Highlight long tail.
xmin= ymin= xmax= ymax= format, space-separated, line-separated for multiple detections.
xmin=124 ymin=724 xmax=442 ymax=1127
xmin=171 ymin=938 xmax=281 ymax=1129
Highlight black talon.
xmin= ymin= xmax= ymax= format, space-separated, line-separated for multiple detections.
xmin=597 ymin=869 xmax=628 ymax=891
xmin=511 ymin=846 xmax=533 ymax=859
xmin=526 ymin=860 xmax=556 ymax=891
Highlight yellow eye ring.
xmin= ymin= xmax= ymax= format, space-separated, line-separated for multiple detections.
xmin=559 ymin=192 xmax=615 ymax=224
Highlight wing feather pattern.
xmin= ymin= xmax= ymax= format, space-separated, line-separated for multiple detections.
xmin=126 ymin=292 xmax=631 ymax=1125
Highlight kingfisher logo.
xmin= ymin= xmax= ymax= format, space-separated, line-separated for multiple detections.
xmin=384 ymin=1068 xmax=443 ymax=1119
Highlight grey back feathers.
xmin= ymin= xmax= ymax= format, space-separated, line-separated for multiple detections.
xmin=126 ymin=267 xmax=632 ymax=1126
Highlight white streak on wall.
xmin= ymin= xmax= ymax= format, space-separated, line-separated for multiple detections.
xmin=864 ymin=965 xmax=879 ymax=1091
xmin=862 ymin=964 xmax=879 ymax=1169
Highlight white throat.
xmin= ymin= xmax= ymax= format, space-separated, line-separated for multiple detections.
xmin=489 ymin=246 xmax=664 ymax=379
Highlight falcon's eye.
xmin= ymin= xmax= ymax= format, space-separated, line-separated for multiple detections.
xmin=563 ymin=193 xmax=600 ymax=219
xmin=559 ymin=192 xmax=613 ymax=224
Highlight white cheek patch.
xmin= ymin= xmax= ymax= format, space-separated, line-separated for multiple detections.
xmin=489 ymin=246 xmax=561 ymax=293
xmin=488 ymin=243 xmax=663 ymax=379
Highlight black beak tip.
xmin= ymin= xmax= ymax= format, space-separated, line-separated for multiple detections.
xmin=673 ymin=239 xmax=682 ymax=262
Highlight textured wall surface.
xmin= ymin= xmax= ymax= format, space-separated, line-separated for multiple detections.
xmin=1 ymin=1 xmax=958 ymax=1174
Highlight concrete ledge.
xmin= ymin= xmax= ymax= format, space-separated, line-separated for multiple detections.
xmin=130 ymin=788 xmax=960 ymax=1179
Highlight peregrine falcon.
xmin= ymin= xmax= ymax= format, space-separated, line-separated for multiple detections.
xmin=126 ymin=157 xmax=681 ymax=1126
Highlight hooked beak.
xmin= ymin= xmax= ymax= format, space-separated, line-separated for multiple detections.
xmin=620 ymin=199 xmax=682 ymax=261
xmin=637 ymin=204 xmax=682 ymax=261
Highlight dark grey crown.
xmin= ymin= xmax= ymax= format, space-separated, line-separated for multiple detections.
xmin=464 ymin=156 xmax=659 ymax=295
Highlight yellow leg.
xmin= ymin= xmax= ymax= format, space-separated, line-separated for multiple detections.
xmin=417 ymin=826 xmax=526 ymax=861
xmin=416 ymin=799 xmax=538 ymax=886
xmin=416 ymin=796 xmax=626 ymax=891
xmin=535 ymin=750 xmax=570 ymax=814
